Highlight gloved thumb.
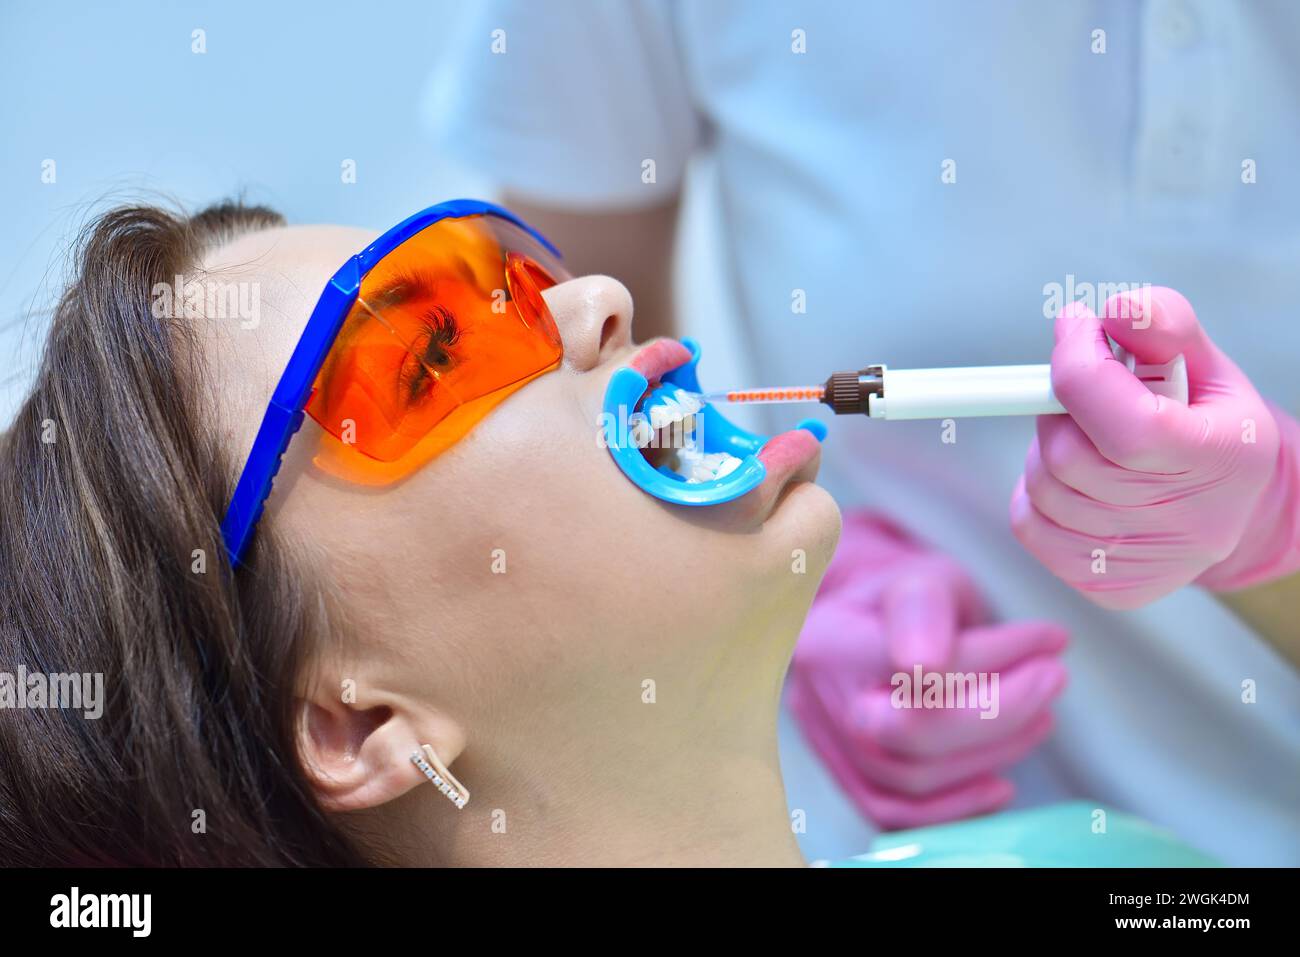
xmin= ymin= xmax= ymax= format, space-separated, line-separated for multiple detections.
xmin=1050 ymin=294 xmax=1205 ymax=469
xmin=1101 ymin=286 xmax=1244 ymax=394
xmin=1099 ymin=286 xmax=1191 ymax=364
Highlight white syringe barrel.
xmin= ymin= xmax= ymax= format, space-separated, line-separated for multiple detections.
xmin=867 ymin=350 xmax=1187 ymax=420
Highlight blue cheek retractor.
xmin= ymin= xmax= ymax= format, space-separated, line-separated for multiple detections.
xmin=602 ymin=338 xmax=827 ymax=506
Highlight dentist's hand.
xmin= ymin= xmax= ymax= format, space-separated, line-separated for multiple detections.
xmin=1011 ymin=287 xmax=1300 ymax=608
xmin=787 ymin=510 xmax=1068 ymax=831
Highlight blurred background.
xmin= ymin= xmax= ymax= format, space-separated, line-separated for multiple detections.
xmin=0 ymin=0 xmax=752 ymax=428
xmin=0 ymin=1 xmax=493 ymax=421
xmin=6 ymin=1 xmax=1295 ymax=866
xmin=0 ymin=1 xmax=487 ymax=424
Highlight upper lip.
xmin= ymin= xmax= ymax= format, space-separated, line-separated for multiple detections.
xmin=627 ymin=338 xmax=693 ymax=384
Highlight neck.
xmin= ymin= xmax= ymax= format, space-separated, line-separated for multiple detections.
xmin=444 ymin=740 xmax=803 ymax=867
xmin=403 ymin=616 xmax=808 ymax=867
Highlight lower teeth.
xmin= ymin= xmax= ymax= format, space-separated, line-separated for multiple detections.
xmin=670 ymin=447 xmax=743 ymax=483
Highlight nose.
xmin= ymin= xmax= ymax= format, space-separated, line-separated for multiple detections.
xmin=542 ymin=275 xmax=635 ymax=373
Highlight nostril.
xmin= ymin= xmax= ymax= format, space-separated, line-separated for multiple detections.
xmin=598 ymin=314 xmax=619 ymax=352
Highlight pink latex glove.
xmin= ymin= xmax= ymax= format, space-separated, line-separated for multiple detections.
xmin=1011 ymin=287 xmax=1300 ymax=608
xmin=787 ymin=510 xmax=1069 ymax=831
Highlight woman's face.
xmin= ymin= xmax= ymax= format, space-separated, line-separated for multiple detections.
xmin=201 ymin=223 xmax=840 ymax=779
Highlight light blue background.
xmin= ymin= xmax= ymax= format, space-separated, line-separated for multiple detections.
xmin=0 ymin=0 xmax=486 ymax=421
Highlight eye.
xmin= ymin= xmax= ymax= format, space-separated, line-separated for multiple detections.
xmin=398 ymin=305 xmax=461 ymax=404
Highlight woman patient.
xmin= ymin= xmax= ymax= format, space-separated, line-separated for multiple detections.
xmin=0 ymin=200 xmax=838 ymax=866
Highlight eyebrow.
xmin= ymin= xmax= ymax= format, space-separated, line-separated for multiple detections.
xmin=362 ymin=269 xmax=436 ymax=310
xmin=330 ymin=271 xmax=436 ymax=356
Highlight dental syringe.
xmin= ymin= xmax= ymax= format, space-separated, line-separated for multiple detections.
xmin=691 ymin=347 xmax=1188 ymax=420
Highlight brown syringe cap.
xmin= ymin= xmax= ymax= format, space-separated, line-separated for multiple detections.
xmin=822 ymin=367 xmax=884 ymax=416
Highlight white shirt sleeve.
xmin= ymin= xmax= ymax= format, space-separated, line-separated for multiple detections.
xmin=423 ymin=0 xmax=700 ymax=208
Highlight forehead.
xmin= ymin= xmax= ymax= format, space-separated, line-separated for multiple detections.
xmin=202 ymin=224 xmax=375 ymax=345
xmin=193 ymin=223 xmax=376 ymax=439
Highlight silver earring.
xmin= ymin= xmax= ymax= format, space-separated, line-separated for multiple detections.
xmin=411 ymin=744 xmax=469 ymax=810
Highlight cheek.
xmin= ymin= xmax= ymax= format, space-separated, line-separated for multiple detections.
xmin=435 ymin=387 xmax=739 ymax=639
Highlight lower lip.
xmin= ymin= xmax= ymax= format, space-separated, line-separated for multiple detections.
xmin=759 ymin=428 xmax=821 ymax=476
xmin=757 ymin=428 xmax=822 ymax=499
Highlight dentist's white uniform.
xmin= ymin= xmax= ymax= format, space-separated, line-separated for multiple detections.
xmin=428 ymin=0 xmax=1300 ymax=864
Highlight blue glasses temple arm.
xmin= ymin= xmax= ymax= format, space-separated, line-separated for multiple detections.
xmin=219 ymin=270 xmax=360 ymax=565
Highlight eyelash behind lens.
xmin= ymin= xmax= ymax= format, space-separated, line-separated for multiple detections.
xmin=418 ymin=305 xmax=461 ymax=349
xmin=399 ymin=306 xmax=461 ymax=403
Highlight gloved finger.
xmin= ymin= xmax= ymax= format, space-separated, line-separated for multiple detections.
xmin=794 ymin=687 xmax=1019 ymax=829
xmin=853 ymin=653 xmax=1067 ymax=758
xmin=953 ymin=621 xmax=1068 ymax=674
xmin=1026 ymin=436 xmax=1215 ymax=551
xmin=798 ymin=678 xmax=1015 ymax=830
xmin=837 ymin=549 xmax=990 ymax=641
xmin=1010 ymin=476 xmax=1095 ymax=585
xmin=844 ymin=773 xmax=1016 ymax=832
xmin=1051 ymin=302 xmax=1205 ymax=473
xmin=1034 ymin=416 xmax=1179 ymax=506
xmin=1025 ymin=435 xmax=1163 ymax=533
xmin=1010 ymin=479 xmax=1198 ymax=608
xmin=847 ymin=710 xmax=1055 ymax=796
xmin=880 ymin=561 xmax=963 ymax=673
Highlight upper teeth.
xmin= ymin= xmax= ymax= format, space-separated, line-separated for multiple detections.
xmin=634 ymin=387 xmax=742 ymax=483
xmin=635 ymin=388 xmax=701 ymax=445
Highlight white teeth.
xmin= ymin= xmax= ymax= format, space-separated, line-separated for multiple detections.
xmin=645 ymin=392 xmax=689 ymax=431
xmin=672 ymin=388 xmax=702 ymax=413
xmin=630 ymin=417 xmax=654 ymax=448
xmin=643 ymin=388 xmax=701 ymax=431
xmin=635 ymin=388 xmax=742 ymax=483
xmin=714 ymin=455 xmax=741 ymax=479
xmin=673 ymin=447 xmax=744 ymax=484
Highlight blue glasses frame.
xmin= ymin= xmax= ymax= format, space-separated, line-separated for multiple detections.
xmin=219 ymin=199 xmax=561 ymax=567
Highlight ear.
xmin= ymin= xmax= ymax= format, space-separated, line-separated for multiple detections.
xmin=295 ymin=673 xmax=467 ymax=813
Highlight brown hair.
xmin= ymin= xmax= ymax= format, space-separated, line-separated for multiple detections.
xmin=0 ymin=201 xmax=367 ymax=865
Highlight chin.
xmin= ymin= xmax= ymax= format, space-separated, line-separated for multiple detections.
xmin=762 ymin=480 xmax=842 ymax=587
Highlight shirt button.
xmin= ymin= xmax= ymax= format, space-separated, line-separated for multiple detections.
xmin=1150 ymin=124 xmax=1206 ymax=190
xmin=1158 ymin=1 xmax=1199 ymax=48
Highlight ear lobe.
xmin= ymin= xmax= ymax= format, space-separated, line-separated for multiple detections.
xmin=296 ymin=690 xmax=466 ymax=814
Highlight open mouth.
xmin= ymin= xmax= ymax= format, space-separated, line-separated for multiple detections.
xmin=631 ymin=383 xmax=744 ymax=483
xmin=602 ymin=338 xmax=825 ymax=509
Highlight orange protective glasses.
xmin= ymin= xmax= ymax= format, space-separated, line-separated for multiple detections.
xmin=222 ymin=203 xmax=568 ymax=563
xmin=305 ymin=212 xmax=567 ymax=483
